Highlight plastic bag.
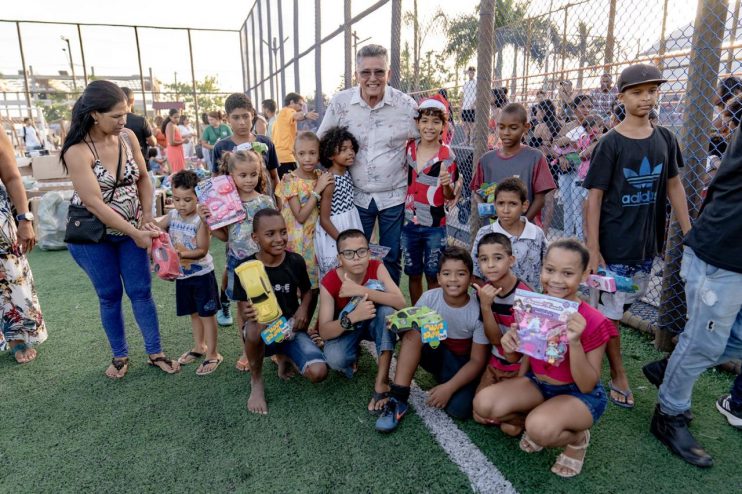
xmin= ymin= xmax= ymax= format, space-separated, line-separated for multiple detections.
xmin=37 ymin=190 xmax=72 ymax=251
xmin=151 ymin=232 xmax=181 ymax=281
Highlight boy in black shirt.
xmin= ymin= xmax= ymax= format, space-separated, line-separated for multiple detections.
xmin=583 ymin=64 xmax=691 ymax=409
xmin=239 ymin=209 xmax=328 ymax=414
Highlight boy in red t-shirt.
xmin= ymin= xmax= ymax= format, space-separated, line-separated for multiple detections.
xmin=318 ymin=229 xmax=406 ymax=413
xmin=470 ymin=103 xmax=556 ymax=226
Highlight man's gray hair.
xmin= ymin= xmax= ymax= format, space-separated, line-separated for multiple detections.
xmin=356 ymin=44 xmax=389 ymax=67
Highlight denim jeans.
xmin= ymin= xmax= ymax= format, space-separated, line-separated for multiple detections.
xmin=357 ymin=200 xmax=404 ymax=285
xmin=323 ymin=305 xmax=396 ymax=378
xmin=401 ymin=223 xmax=447 ymax=277
xmin=68 ymin=235 xmax=162 ymax=358
xmin=558 ymin=171 xmax=584 ymax=240
xmin=659 ymin=247 xmax=742 ymax=415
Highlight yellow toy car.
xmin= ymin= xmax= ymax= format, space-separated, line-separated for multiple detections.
xmin=234 ymin=260 xmax=282 ymax=324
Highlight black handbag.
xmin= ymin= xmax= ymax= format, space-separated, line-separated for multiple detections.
xmin=64 ymin=140 xmax=123 ymax=244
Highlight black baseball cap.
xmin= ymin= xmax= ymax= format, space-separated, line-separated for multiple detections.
xmin=617 ymin=64 xmax=667 ymax=92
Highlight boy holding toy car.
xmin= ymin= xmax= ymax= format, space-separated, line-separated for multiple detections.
xmin=375 ymin=246 xmax=489 ymax=432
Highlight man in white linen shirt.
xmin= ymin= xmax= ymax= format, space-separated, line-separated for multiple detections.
xmin=318 ymin=44 xmax=418 ymax=284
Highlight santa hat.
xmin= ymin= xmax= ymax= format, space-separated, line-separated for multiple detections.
xmin=418 ymin=95 xmax=448 ymax=114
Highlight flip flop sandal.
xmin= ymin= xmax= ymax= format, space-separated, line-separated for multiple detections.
xmin=609 ymin=380 xmax=635 ymax=409
xmin=235 ymin=358 xmax=251 ymax=372
xmin=551 ymin=430 xmax=591 ymax=478
xmin=177 ymin=351 xmax=205 ymax=365
xmin=368 ymin=390 xmax=389 ymax=416
xmin=148 ymin=356 xmax=180 ymax=374
xmin=107 ymin=357 xmax=129 ymax=379
xmin=519 ymin=432 xmax=544 ymax=453
xmin=196 ymin=355 xmax=224 ymax=376
xmin=10 ymin=343 xmax=34 ymax=363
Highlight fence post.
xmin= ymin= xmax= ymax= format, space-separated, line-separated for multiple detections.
xmin=390 ymin=0 xmax=402 ymax=89
xmin=257 ymin=0 xmax=266 ymax=104
xmin=134 ymin=27 xmax=149 ymax=118
xmin=277 ymin=0 xmax=287 ymax=97
xmin=656 ymin=0 xmax=728 ymax=351
xmin=314 ymin=0 xmax=324 ymax=114
xmin=251 ymin=13 xmax=259 ymax=104
xmin=15 ymin=22 xmax=32 ymax=119
xmin=77 ymin=24 xmax=88 ymax=86
xmin=294 ymin=0 xmax=300 ymax=94
xmin=266 ymin=0 xmax=275 ymax=100
xmin=604 ymin=0 xmax=617 ymax=69
xmin=472 ymin=0 xmax=495 ymax=242
xmin=187 ymin=29 xmax=201 ymax=138
xmin=344 ymin=0 xmax=352 ymax=89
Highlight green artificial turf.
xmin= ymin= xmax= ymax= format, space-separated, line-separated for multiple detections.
xmin=1 ymin=245 xmax=740 ymax=493
xmin=0 ymin=247 xmax=470 ymax=493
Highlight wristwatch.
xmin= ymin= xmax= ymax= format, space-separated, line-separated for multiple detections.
xmin=16 ymin=212 xmax=34 ymax=223
xmin=340 ymin=313 xmax=353 ymax=330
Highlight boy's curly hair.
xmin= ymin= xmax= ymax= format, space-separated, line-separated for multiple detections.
xmin=171 ymin=170 xmax=199 ymax=190
xmin=225 ymin=93 xmax=255 ymax=115
xmin=494 ymin=176 xmax=528 ymax=203
xmin=319 ymin=126 xmax=359 ymax=168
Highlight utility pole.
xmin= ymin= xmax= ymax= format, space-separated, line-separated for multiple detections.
xmin=352 ymin=31 xmax=371 ymax=62
xmin=61 ymin=36 xmax=77 ymax=92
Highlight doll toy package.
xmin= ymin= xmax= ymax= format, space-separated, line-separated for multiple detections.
xmin=195 ymin=175 xmax=246 ymax=230
xmin=151 ymin=233 xmax=181 ymax=281
xmin=512 ymin=289 xmax=579 ymax=365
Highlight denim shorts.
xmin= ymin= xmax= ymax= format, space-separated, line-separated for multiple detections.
xmin=598 ymin=259 xmax=653 ymax=320
xmin=175 ymin=270 xmax=221 ymax=317
xmin=264 ymin=331 xmax=326 ymax=374
xmin=526 ymin=372 xmax=607 ymax=424
xmin=401 ymin=222 xmax=447 ymax=277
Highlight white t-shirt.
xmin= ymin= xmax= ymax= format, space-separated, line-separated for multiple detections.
xmin=416 ymin=288 xmax=488 ymax=344
xmin=23 ymin=125 xmax=40 ymax=148
xmin=462 ymin=80 xmax=477 ymax=110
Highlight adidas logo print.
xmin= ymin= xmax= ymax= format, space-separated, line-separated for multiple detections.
xmin=623 ymin=157 xmax=663 ymax=190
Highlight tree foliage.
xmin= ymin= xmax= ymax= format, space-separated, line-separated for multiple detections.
xmin=163 ymin=75 xmax=226 ymax=115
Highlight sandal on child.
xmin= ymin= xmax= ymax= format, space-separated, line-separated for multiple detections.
xmin=609 ymin=380 xmax=635 ymax=409
xmin=519 ymin=432 xmax=544 ymax=453
xmin=196 ymin=355 xmax=224 ymax=376
xmin=148 ymin=355 xmax=180 ymax=374
xmin=235 ymin=358 xmax=250 ymax=372
xmin=177 ymin=351 xmax=205 ymax=365
xmin=106 ymin=357 xmax=129 ymax=379
xmin=551 ymin=430 xmax=591 ymax=478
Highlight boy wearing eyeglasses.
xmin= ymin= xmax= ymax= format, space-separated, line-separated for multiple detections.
xmin=318 ymin=229 xmax=407 ymax=413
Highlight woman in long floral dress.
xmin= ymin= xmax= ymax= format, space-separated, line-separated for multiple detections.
xmin=0 ymin=121 xmax=47 ymax=363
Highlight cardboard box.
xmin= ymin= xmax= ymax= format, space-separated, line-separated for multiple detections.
xmin=31 ymin=154 xmax=67 ymax=180
xmin=17 ymin=157 xmax=33 ymax=177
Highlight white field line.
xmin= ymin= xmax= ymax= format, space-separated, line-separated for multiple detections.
xmin=361 ymin=341 xmax=517 ymax=494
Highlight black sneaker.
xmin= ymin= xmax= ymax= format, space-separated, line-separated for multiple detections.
xmin=716 ymin=395 xmax=742 ymax=428
xmin=650 ymin=404 xmax=713 ymax=468
xmin=643 ymin=358 xmax=694 ymax=422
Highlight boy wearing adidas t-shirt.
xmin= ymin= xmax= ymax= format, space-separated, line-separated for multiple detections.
xmin=583 ymin=64 xmax=691 ymax=409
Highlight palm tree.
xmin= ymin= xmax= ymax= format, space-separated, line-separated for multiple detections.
xmin=404 ymin=1 xmax=447 ymax=92
xmin=575 ymin=21 xmax=606 ymax=90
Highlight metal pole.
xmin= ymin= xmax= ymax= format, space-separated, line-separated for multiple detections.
xmin=472 ymin=0 xmax=495 ymax=242
xmin=314 ymin=0 xmax=324 ymax=114
xmin=266 ymin=0 xmax=275 ymax=100
xmin=240 ymin=23 xmax=247 ymax=93
xmin=15 ymin=22 xmax=32 ymax=119
xmin=62 ymin=37 xmax=77 ymax=92
xmin=344 ymin=0 xmax=352 ymax=89
xmin=656 ymin=0 xmax=727 ymax=349
xmin=390 ymin=0 xmax=402 ymax=88
xmin=727 ymin=0 xmax=741 ymax=74
xmin=277 ymin=0 xmax=287 ymax=97
xmin=134 ymin=27 xmax=149 ymax=118
xmin=294 ymin=0 xmax=300 ymax=94
xmin=522 ymin=18 xmax=531 ymax=100
xmin=187 ymin=29 xmax=201 ymax=137
xmin=251 ymin=13 xmax=259 ymax=103
xmin=560 ymin=6 xmax=568 ymax=77
xmin=77 ymin=24 xmax=88 ymax=85
xmin=604 ymin=0 xmax=617 ymax=69
xmin=257 ymin=0 xmax=266 ymax=104
xmin=657 ymin=0 xmax=669 ymax=71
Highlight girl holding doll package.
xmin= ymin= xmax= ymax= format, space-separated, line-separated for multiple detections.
xmin=473 ymin=239 xmax=617 ymax=478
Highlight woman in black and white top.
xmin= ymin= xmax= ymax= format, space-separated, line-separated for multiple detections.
xmin=61 ymin=80 xmax=180 ymax=379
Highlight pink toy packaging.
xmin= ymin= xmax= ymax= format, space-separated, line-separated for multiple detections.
xmin=195 ymin=175 xmax=246 ymax=230
xmin=151 ymin=233 xmax=181 ymax=281
xmin=512 ymin=289 xmax=579 ymax=365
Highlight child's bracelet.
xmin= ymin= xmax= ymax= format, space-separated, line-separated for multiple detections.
xmin=311 ymin=191 xmax=322 ymax=202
